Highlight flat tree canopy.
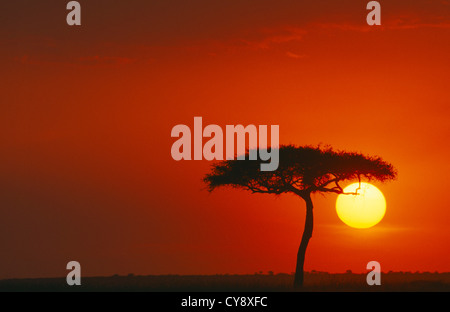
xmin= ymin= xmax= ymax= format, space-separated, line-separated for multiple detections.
xmin=204 ymin=145 xmax=397 ymax=196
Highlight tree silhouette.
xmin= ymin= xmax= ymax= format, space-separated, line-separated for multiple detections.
xmin=204 ymin=145 xmax=397 ymax=288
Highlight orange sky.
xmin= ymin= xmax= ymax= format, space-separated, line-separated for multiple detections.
xmin=0 ymin=0 xmax=449 ymax=279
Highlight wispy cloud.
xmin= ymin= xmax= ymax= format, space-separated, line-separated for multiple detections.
xmin=314 ymin=18 xmax=450 ymax=32
xmin=238 ymin=27 xmax=307 ymax=49
xmin=286 ymin=51 xmax=307 ymax=59
xmin=317 ymin=223 xmax=413 ymax=233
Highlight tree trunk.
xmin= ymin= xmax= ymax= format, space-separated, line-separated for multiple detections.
xmin=293 ymin=193 xmax=314 ymax=288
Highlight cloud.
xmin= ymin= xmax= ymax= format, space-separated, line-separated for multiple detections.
xmin=385 ymin=20 xmax=450 ymax=30
xmin=286 ymin=51 xmax=307 ymax=59
xmin=238 ymin=27 xmax=307 ymax=50
xmin=317 ymin=223 xmax=413 ymax=233
xmin=313 ymin=17 xmax=450 ymax=32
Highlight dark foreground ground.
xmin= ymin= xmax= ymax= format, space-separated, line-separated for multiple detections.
xmin=1 ymin=272 xmax=449 ymax=292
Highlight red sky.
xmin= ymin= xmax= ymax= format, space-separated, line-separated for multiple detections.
xmin=0 ymin=0 xmax=449 ymax=279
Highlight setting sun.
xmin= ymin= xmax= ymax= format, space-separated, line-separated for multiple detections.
xmin=336 ymin=182 xmax=386 ymax=229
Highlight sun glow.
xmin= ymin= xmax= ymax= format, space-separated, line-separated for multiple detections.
xmin=336 ymin=182 xmax=386 ymax=229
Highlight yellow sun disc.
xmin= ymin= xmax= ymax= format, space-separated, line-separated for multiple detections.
xmin=336 ymin=182 xmax=386 ymax=229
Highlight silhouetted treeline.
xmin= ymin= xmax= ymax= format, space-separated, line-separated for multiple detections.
xmin=0 ymin=272 xmax=449 ymax=292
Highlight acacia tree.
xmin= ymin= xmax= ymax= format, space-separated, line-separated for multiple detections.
xmin=204 ymin=145 xmax=397 ymax=288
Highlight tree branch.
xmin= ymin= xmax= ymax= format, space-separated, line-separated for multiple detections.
xmin=317 ymin=177 xmax=338 ymax=189
xmin=315 ymin=186 xmax=359 ymax=195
